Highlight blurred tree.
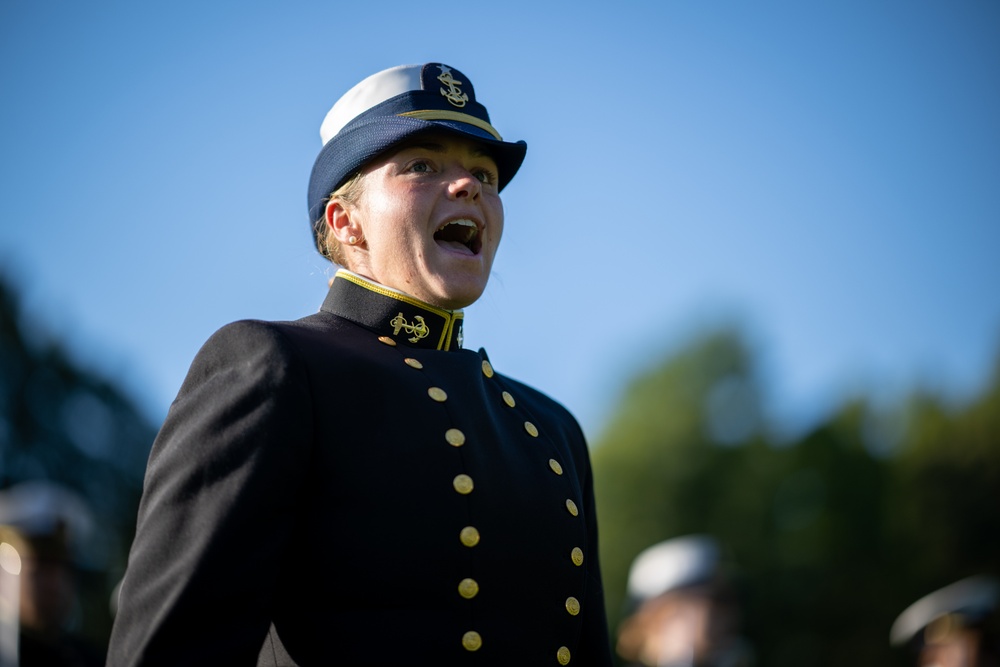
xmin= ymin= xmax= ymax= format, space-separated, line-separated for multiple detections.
xmin=748 ymin=406 xmax=895 ymax=667
xmin=0 ymin=273 xmax=156 ymax=649
xmin=592 ymin=327 xmax=1000 ymax=667
xmin=885 ymin=356 xmax=1000 ymax=610
xmin=592 ymin=329 xmax=773 ymax=631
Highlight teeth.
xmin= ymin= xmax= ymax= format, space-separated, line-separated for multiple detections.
xmin=437 ymin=219 xmax=477 ymax=232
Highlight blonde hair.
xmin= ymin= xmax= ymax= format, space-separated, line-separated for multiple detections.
xmin=314 ymin=171 xmax=365 ymax=266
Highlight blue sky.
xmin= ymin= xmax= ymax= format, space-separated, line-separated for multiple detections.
xmin=1 ymin=1 xmax=998 ymax=442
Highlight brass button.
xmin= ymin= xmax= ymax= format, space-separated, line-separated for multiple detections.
xmin=404 ymin=358 xmax=423 ymax=369
xmin=445 ymin=428 xmax=466 ymax=447
xmin=565 ymin=596 xmax=581 ymax=616
xmin=571 ymin=547 xmax=584 ymax=566
xmin=378 ymin=336 xmax=396 ymax=346
xmin=557 ymin=646 xmax=571 ymax=664
xmin=428 ymin=387 xmax=448 ymax=402
xmin=462 ymin=631 xmax=482 ymax=652
xmin=549 ymin=459 xmax=564 ymax=475
xmin=565 ymin=499 xmax=579 ymax=516
xmin=502 ymin=391 xmax=515 ymax=407
xmin=453 ymin=474 xmax=474 ymax=495
xmin=524 ymin=421 xmax=539 ymax=437
xmin=458 ymin=578 xmax=479 ymax=599
xmin=460 ymin=526 xmax=480 ymax=547
xmin=481 ymin=359 xmax=494 ymax=377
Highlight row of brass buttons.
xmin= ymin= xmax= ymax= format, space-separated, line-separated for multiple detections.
xmin=393 ymin=346 xmax=582 ymax=662
xmin=391 ymin=347 xmax=486 ymax=651
xmin=483 ymin=356 xmax=583 ymax=663
xmin=420 ymin=357 xmax=486 ymax=649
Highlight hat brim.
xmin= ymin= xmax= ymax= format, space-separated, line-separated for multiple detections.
xmin=307 ymin=115 xmax=526 ymax=222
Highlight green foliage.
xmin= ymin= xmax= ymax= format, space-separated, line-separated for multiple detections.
xmin=594 ymin=330 xmax=768 ymax=625
xmin=592 ymin=327 xmax=1000 ymax=667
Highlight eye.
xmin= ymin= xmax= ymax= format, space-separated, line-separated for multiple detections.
xmin=473 ymin=167 xmax=497 ymax=185
xmin=407 ymin=159 xmax=434 ymax=174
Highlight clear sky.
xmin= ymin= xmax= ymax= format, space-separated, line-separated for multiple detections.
xmin=2 ymin=1 xmax=998 ymax=442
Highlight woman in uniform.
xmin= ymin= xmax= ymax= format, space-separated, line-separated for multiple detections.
xmin=107 ymin=62 xmax=614 ymax=666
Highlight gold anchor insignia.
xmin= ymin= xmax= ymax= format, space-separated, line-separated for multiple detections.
xmin=390 ymin=312 xmax=430 ymax=343
xmin=436 ymin=65 xmax=469 ymax=108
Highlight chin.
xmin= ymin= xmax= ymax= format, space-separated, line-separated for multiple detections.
xmin=415 ymin=270 xmax=487 ymax=309
xmin=430 ymin=293 xmax=481 ymax=310
xmin=429 ymin=284 xmax=487 ymax=310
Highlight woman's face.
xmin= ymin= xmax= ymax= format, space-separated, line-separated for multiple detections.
xmin=340 ymin=134 xmax=504 ymax=310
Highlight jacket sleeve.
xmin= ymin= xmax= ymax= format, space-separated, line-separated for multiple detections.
xmin=107 ymin=320 xmax=315 ymax=666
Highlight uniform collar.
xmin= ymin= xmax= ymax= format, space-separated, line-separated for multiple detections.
xmin=321 ymin=270 xmax=465 ymax=351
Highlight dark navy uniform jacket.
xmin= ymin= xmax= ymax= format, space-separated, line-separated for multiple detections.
xmin=108 ymin=271 xmax=614 ymax=666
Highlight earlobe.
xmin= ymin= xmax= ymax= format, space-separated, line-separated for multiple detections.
xmin=326 ymin=199 xmax=362 ymax=246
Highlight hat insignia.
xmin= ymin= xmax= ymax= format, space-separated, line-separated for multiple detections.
xmin=436 ymin=65 xmax=469 ymax=108
xmin=390 ymin=312 xmax=430 ymax=343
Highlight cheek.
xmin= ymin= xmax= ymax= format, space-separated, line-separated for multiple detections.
xmin=491 ymin=198 xmax=505 ymax=245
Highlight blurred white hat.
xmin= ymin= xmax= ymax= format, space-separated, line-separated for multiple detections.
xmin=627 ymin=534 xmax=721 ymax=603
xmin=890 ymin=575 xmax=999 ymax=647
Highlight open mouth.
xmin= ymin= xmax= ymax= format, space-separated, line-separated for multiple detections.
xmin=434 ymin=219 xmax=481 ymax=255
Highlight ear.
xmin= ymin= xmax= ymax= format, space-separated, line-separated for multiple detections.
xmin=325 ymin=199 xmax=362 ymax=245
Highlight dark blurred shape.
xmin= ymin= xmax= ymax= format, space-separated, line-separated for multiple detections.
xmin=616 ymin=535 xmax=752 ymax=667
xmin=0 ymin=272 xmax=156 ymax=652
xmin=0 ymin=482 xmax=95 ymax=563
xmin=0 ymin=481 xmax=104 ymax=666
xmin=890 ymin=575 xmax=999 ymax=667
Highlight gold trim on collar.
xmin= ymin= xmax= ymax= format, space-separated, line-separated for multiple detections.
xmin=336 ymin=270 xmax=453 ymax=317
xmin=397 ymin=110 xmax=502 ymax=141
xmin=334 ymin=270 xmax=464 ymax=351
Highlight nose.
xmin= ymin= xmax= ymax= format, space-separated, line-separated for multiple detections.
xmin=448 ymin=168 xmax=481 ymax=201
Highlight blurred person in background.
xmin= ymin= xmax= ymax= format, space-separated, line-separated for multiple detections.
xmin=616 ymin=535 xmax=752 ymax=667
xmin=891 ymin=575 xmax=999 ymax=667
xmin=0 ymin=481 xmax=104 ymax=667
xmin=106 ymin=62 xmax=613 ymax=665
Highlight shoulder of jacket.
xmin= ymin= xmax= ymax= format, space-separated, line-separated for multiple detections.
xmin=496 ymin=372 xmax=587 ymax=443
xmin=202 ymin=318 xmax=294 ymax=355
xmin=196 ymin=315 xmax=368 ymax=373
xmin=499 ymin=373 xmax=569 ymax=416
